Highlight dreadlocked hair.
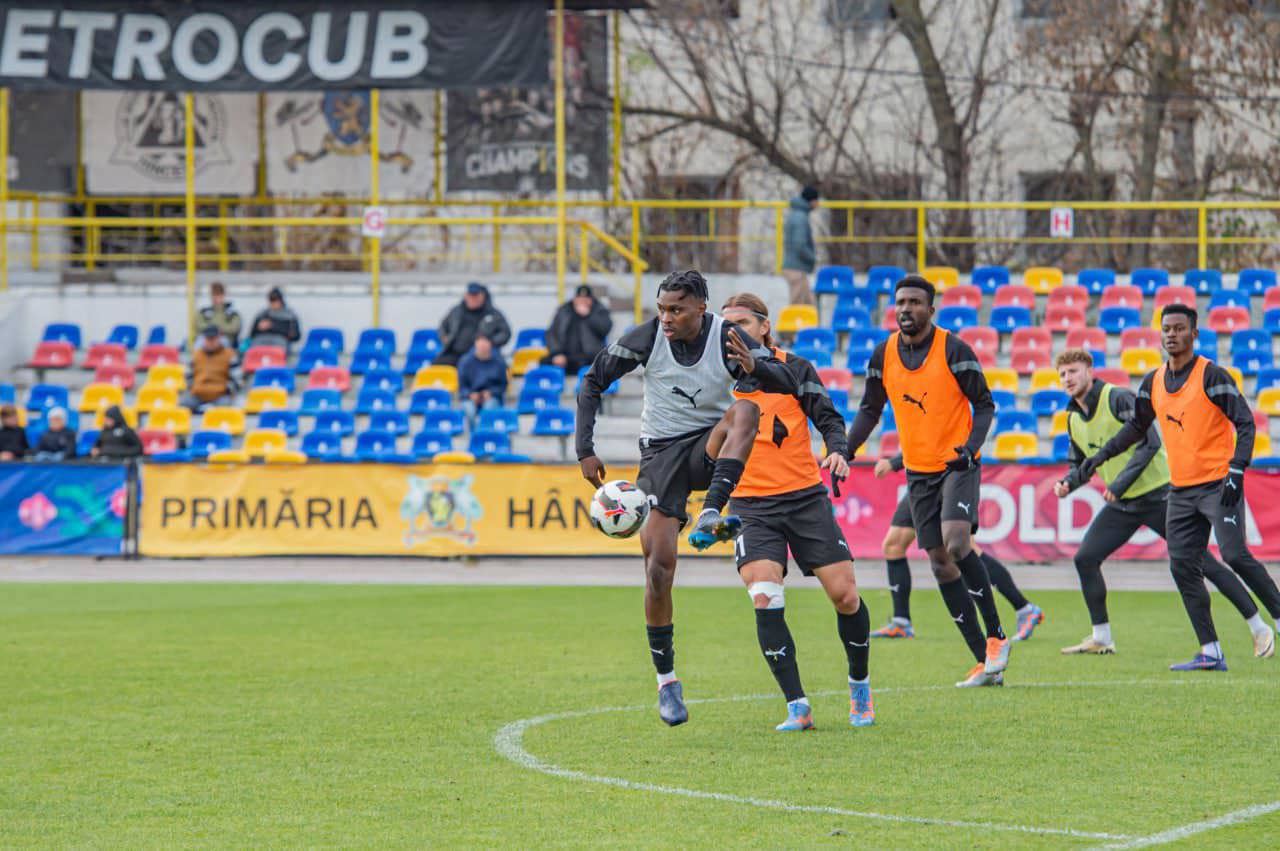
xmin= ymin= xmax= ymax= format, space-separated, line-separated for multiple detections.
xmin=658 ymin=269 xmax=709 ymax=302
xmin=721 ymin=292 xmax=773 ymax=348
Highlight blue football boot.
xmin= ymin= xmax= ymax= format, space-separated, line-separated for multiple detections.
xmin=687 ymin=508 xmax=743 ymax=551
xmin=775 ymin=699 xmax=814 ymax=732
xmin=657 ymin=680 xmax=689 ymax=726
xmin=849 ymin=681 xmax=875 ymax=727
xmin=1169 ymin=653 xmax=1227 ymax=672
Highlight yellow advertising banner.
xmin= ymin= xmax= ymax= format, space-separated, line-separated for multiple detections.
xmin=139 ymin=463 xmax=736 ymax=558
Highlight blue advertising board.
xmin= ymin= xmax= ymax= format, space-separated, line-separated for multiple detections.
xmin=0 ymin=463 xmax=127 ymax=555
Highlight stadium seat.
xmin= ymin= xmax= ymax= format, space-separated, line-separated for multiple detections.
xmin=78 ymin=383 xmax=124 ymax=414
xmin=136 ymin=385 xmax=178 ymax=414
xmin=1099 ymin=284 xmax=1142 ymax=311
xmin=106 ymin=324 xmax=139 ymax=351
xmin=1025 ymin=266 xmax=1063 ymax=295
xmin=795 ymin=328 xmax=838 ymax=353
xmin=817 ymin=367 xmax=853 ymax=393
xmin=1208 ymin=289 xmax=1249 ymax=311
xmin=880 ymin=310 xmax=899 ymax=332
xmin=1046 ymin=285 xmax=1089 ymax=311
xmin=1240 ymin=268 xmax=1277 ymax=298
xmin=295 ymin=348 xmax=339 ymax=374
xmin=354 ymin=328 xmax=397 ymax=359
xmin=477 ymin=408 xmax=521 ymax=434
xmin=145 ymin=325 xmax=167 ymax=346
xmin=523 ymin=365 xmax=567 ymax=394
xmin=1010 ymin=346 xmax=1050 ymax=375
xmin=877 ymin=430 xmax=901 ymax=458
xmin=1011 ymin=327 xmax=1052 ymax=352
xmin=1195 ymin=329 xmax=1219 ymax=361
xmin=145 ymin=363 xmax=186 ymax=391
xmin=776 ymin=304 xmax=820 ymax=334
xmin=73 ymin=430 xmax=99 ymax=458
xmin=1051 ymin=410 xmax=1069 ymax=436
xmin=1206 ymin=306 xmax=1250 ymax=334
xmin=1252 ymin=409 xmax=1267 ymax=434
xmin=138 ymin=429 xmax=178 ymax=455
xmin=403 ymin=329 xmax=442 ymax=372
xmin=28 ymin=341 xmax=75 ymax=369
xmin=990 ymin=389 xmax=1017 ymax=413
xmin=349 ymin=351 xmax=392 ymax=375
xmin=969 ymin=345 xmax=997 ymax=370
xmin=467 ymin=429 xmax=511 ymax=458
xmin=301 ymin=327 xmax=345 ymax=356
xmin=813 ymin=265 xmax=856 ymax=297
xmin=135 ymin=344 xmax=181 ymax=370
xmin=408 ymin=387 xmax=454 ymax=416
xmin=971 ymin=265 xmax=1009 ymax=294
xmin=830 ymin=304 xmax=872 ymax=333
xmin=368 ymin=409 xmax=411 ymax=437
xmin=985 ymin=367 xmax=1018 ymax=393
xmin=881 ymin=405 xmax=896 ymax=433
xmin=26 ymin=384 xmax=69 ymax=413
xmin=834 ymin=287 xmax=877 ymax=313
xmin=1099 ymin=307 xmax=1142 ymax=334
xmin=201 ymin=407 xmax=246 ymax=436
xmin=433 ymin=451 xmax=476 ymax=464
xmin=1131 ymin=268 xmax=1169 ymax=296
xmin=92 ymin=405 xmax=137 ymax=430
xmin=517 ymin=387 xmax=561 ymax=415
xmin=296 ymin=390 xmax=343 ymax=419
xmin=361 ymin=369 xmax=404 ymax=394
xmin=1094 ymin=367 xmax=1130 ymax=387
xmin=531 ymin=407 xmax=575 ymax=437
xmin=992 ymin=284 xmax=1036 ymax=310
xmin=574 ymin=366 xmax=619 ymax=398
xmin=1065 ymin=327 xmax=1106 ymax=352
xmin=0 ymin=384 xmax=14 ymax=405
xmin=354 ymin=388 xmax=398 ymax=416
xmin=1121 ymin=348 xmax=1162 ymax=376
xmin=189 ymin=430 xmax=234 ymax=460
xmin=827 ymin=388 xmax=851 ymax=417
xmin=262 ymin=449 xmax=307 ymax=465
xmin=1029 ymin=368 xmax=1060 ymax=393
xmin=1044 ymin=304 xmax=1085 ymax=331
xmin=245 ymin=429 xmax=289 ymax=457
xmin=791 ymin=347 xmax=832 ymax=368
xmin=257 ymin=410 xmax=300 ymax=437
xmin=1031 ymin=389 xmax=1069 ymax=417
xmin=241 ymin=345 xmax=286 ymax=375
xmin=42 ymin=323 xmax=82 ymax=348
xmin=1233 ymin=348 xmax=1273 ymax=375
xmin=1052 ymin=433 xmax=1071 ymax=461
xmin=514 ymin=328 xmax=548 ymax=350
xmin=848 ymin=328 xmax=889 ymax=355
xmin=1257 ymin=368 xmax=1280 ymax=392
xmin=307 ymin=366 xmax=351 ymax=392
xmin=1254 ymin=433 xmax=1273 ymax=460
xmin=939 ymin=284 xmax=982 ymax=310
xmin=244 ymin=386 xmax=288 ymax=414
xmin=148 ymin=406 xmax=192 ymax=436
xmin=922 ymin=266 xmax=959 ymax=291
xmin=253 ymin=367 xmax=296 ymax=393
xmin=1121 ymin=327 xmax=1161 ymax=350
xmin=1264 ymin=309 xmax=1280 ymax=334
xmin=510 ymin=348 xmax=547 ymax=377
xmin=81 ymin=343 xmax=129 ymax=370
xmin=489 ymin=452 xmax=533 ymax=464
xmin=1258 ymin=387 xmax=1280 ymax=416
xmin=1078 ymin=268 xmax=1116 ymax=295
xmin=995 ymin=410 xmax=1037 ymax=434
xmin=1231 ymin=328 xmax=1270 ymax=356
xmin=412 ymin=430 xmax=455 ymax=459
xmin=423 ymin=409 xmax=466 ymax=437
xmin=1184 ymin=268 xmax=1222 ymax=296
xmin=958 ymin=326 xmax=998 ymax=358
xmin=989 ymin=306 xmax=1032 ymax=334
xmin=313 ymin=410 xmax=356 ymax=437
xmin=1153 ymin=285 xmax=1196 ymax=313
xmin=936 ymin=305 xmax=978 ymax=333
xmin=994 ymin=432 xmax=1039 ymax=461
xmin=302 ymin=431 xmax=346 ymax=461
xmin=206 ymin=449 xmax=250 ymax=465
xmin=867 ymin=265 xmax=907 ymax=295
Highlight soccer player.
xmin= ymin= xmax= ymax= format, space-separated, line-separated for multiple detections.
xmin=720 ymin=294 xmax=873 ymax=731
xmin=576 ymin=270 xmax=800 ymax=725
xmin=1053 ymin=348 xmax=1273 ymax=657
xmin=846 ymin=275 xmax=1011 ymax=687
xmin=1082 ymin=304 xmax=1280 ymax=670
xmin=870 ymin=456 xmax=1044 ymax=642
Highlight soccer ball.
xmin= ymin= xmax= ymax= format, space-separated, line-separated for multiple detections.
xmin=589 ymin=480 xmax=650 ymax=539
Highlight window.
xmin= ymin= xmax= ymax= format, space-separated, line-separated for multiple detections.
xmin=827 ymin=0 xmax=892 ymax=29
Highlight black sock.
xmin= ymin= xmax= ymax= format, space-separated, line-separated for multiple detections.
xmin=646 ymin=624 xmax=674 ymax=675
xmin=939 ymin=576 xmax=987 ymax=663
xmin=887 ymin=558 xmax=912 ymax=621
xmin=837 ymin=602 xmax=871 ymax=681
xmin=1075 ymin=558 xmax=1110 ymax=625
xmin=756 ymin=608 xmax=805 ymax=702
xmin=702 ymin=457 xmax=745 ymax=514
xmin=981 ymin=552 xmax=1029 ymax=611
xmin=957 ymin=550 xmax=1005 ymax=639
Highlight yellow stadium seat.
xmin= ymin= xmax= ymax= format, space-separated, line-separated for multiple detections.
xmin=432 ymin=451 xmax=476 ymax=464
xmin=1121 ymin=348 xmax=1162 ymax=376
xmin=511 ymin=347 xmax=548 ymax=377
xmin=78 ymin=382 xmax=125 ymax=414
xmin=1258 ymin=387 xmax=1280 ymax=417
xmin=1051 ymin=410 xmax=1069 ymax=436
xmin=1029 ymin=368 xmax=1060 ymax=393
xmin=985 ymin=367 xmax=1018 ymax=393
xmin=1224 ymin=365 xmax=1244 ymax=391
xmin=93 ymin=406 xmax=138 ymax=429
xmin=244 ymin=429 xmax=288 ymax=457
xmin=413 ymin=365 xmax=460 ymax=394
xmin=1255 ymin=433 xmax=1273 ymax=459
xmin=145 ymin=363 xmax=186 ymax=391
xmin=147 ymin=406 xmax=191 ymax=436
xmin=263 ymin=449 xmax=308 ymax=464
xmin=994 ymin=432 xmax=1040 ymax=461
xmin=245 ymin=386 xmax=288 ymax=414
xmin=201 ymin=406 xmax=246 ymax=435
xmin=12 ymin=408 xmax=26 ymax=427
xmin=206 ymin=449 xmax=249 ymax=464
xmin=922 ymin=266 xmax=959 ymax=292
xmin=136 ymin=384 xmax=178 ymax=413
xmin=1025 ymin=266 xmax=1064 ymax=295
xmin=776 ymin=304 xmax=820 ymax=334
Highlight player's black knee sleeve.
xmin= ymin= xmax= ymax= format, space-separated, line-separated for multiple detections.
xmin=938 ymin=576 xmax=987 ymax=663
xmin=837 ymin=604 xmax=870 ymax=681
xmin=756 ymin=608 xmax=804 ymax=702
xmin=956 ymin=550 xmax=1004 ymax=640
xmin=646 ymin=624 xmax=675 ymax=675
xmin=886 ymin=558 xmax=911 ymax=621
xmin=981 ymin=552 xmax=1029 ymax=611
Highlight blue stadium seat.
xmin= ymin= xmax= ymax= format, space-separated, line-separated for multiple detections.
xmin=990 ymin=389 xmax=1017 ymax=413
xmin=26 ymin=409 xmax=80 ymax=444
xmin=1185 ymin=268 xmax=1222 ymax=296
xmin=298 ymin=389 xmax=343 ymax=417
xmin=848 ymin=328 xmax=889 ymax=355
xmin=354 ymin=328 xmax=396 ymax=358
xmin=1099 ymin=306 xmax=1142 ymax=335
xmin=412 ymin=430 xmax=454 ymax=459
xmin=350 ymin=351 xmax=392 ymax=375
xmin=26 ymin=384 xmax=69 ymax=412
xmin=515 ymin=328 xmax=548 ymax=350
xmin=989 ymin=306 xmax=1032 ymax=334
xmin=791 ymin=346 xmax=832 ymax=368
xmin=574 ymin=365 xmax=618 ymax=397
xmin=972 ymin=266 xmax=1009 ymax=294
xmin=1264 ymin=309 xmax=1280 ymax=335
xmin=190 ymin=430 xmax=235 ymax=459
xmin=423 ymin=409 xmax=465 ymax=436
xmin=796 ymin=327 xmax=838 ymax=353
xmin=1052 ymin=434 xmax=1071 ymax=462
xmin=294 ymin=348 xmax=339 ymax=374
xmin=1239 ymin=268 xmax=1277 ymax=297
xmin=1077 ymin=268 xmax=1116 ymax=295
xmin=1208 ymin=289 xmax=1249 ymax=311
xmin=1088 ymin=349 xmax=1108 ymax=368
xmin=146 ymin=325 xmax=167 ymax=346
xmin=1131 ymin=268 xmax=1169 ymax=296
xmin=1256 ymin=368 xmax=1280 ymax=392
xmin=1031 ymin=389 xmax=1070 ymax=417
xmin=76 ymin=430 xmax=100 ymax=457
xmin=867 ymin=265 xmax=907 ymax=296
xmin=253 ymin=367 xmax=296 ymax=392
xmin=1231 ymin=328 xmax=1270 ymax=356
xmin=42 ymin=323 xmax=82 ymax=348
xmin=355 ymin=429 xmax=408 ymax=462
xmin=523 ymin=365 xmax=566 ymax=394
xmin=1195 ymin=329 xmax=1219 ymax=362
xmin=409 ymin=387 xmax=453 ymax=415
xmin=995 ymin=410 xmax=1037 ymax=434
xmin=834 ymin=288 xmax=877 ymax=313
xmin=881 ymin=405 xmax=896 ymax=433
xmin=467 ymin=429 xmax=511 ymax=457
xmin=302 ymin=327 xmax=345 ymax=356
xmin=847 ymin=350 xmax=871 ymax=375
xmin=361 ymin=369 xmax=404 ymax=394
xmin=517 ymin=388 xmax=561 ymax=415
xmin=406 ymin=328 xmax=442 ymax=362
xmin=489 ymin=452 xmax=533 ymax=463
xmin=1232 ymin=348 xmax=1272 ymax=375
xmin=368 ymin=409 xmax=410 ymax=436
xmin=313 ymin=410 xmax=356 ymax=437
xmin=0 ymin=384 xmax=13 ymax=405
xmin=936 ymin=305 xmax=978 ymax=333
xmin=531 ymin=407 xmax=575 ymax=437
xmin=354 ymin=388 xmax=398 ymax=415
xmin=256 ymin=410 xmax=299 ymax=437
xmin=813 ymin=265 xmax=856 ymax=297
xmin=827 ymin=388 xmax=850 ymax=415
xmin=106 ymin=324 xmax=139 ymax=350
xmin=478 ymin=408 xmax=521 ymax=433
xmin=302 ymin=431 xmax=346 ymax=461
xmin=830 ymin=304 xmax=872 ymax=333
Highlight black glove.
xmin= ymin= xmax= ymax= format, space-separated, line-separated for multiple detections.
xmin=944 ymin=445 xmax=977 ymax=473
xmin=830 ymin=472 xmax=844 ymax=499
xmin=1220 ymin=467 xmax=1245 ymax=508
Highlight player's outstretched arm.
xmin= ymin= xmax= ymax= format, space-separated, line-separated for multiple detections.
xmin=795 ymin=357 xmax=849 ymax=458
xmin=723 ymin=325 xmax=798 ymax=395
xmin=1106 ymin=386 xmax=1163 ymax=499
xmin=1087 ymin=372 xmax=1155 ymax=476
xmin=574 ymin=322 xmax=655 ymax=483
xmin=845 ymin=343 xmax=889 ymax=457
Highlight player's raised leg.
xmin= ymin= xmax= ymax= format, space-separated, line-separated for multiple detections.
xmin=640 ymin=510 xmax=689 ymax=725
xmin=689 ymin=398 xmax=760 ymax=550
xmin=812 ymin=561 xmax=874 ymax=726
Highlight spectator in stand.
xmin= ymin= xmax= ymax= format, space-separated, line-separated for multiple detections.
xmin=249 ymin=287 xmax=301 ymax=351
xmin=182 ymin=326 xmax=237 ymax=412
xmin=544 ymin=284 xmax=612 ymax=375
xmin=437 ymin=282 xmax=511 ymax=367
xmin=782 ymin=184 xmax=819 ymax=306
xmin=199 ymin=282 xmax=243 ymax=349
xmin=0 ymin=404 xmax=28 ymax=460
xmin=457 ymin=333 xmax=508 ymax=429
xmin=91 ymin=406 xmax=142 ymax=460
xmin=33 ymin=407 xmax=76 ymax=461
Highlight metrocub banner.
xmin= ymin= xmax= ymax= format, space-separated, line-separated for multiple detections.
xmin=0 ymin=463 xmax=126 ymax=555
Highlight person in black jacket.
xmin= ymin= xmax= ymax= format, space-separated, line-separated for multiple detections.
xmin=543 ymin=285 xmax=612 ymax=375
xmin=0 ymin=404 xmax=28 ymax=460
xmin=33 ymin=407 xmax=76 ymax=461
xmin=91 ymin=405 xmax=143 ymax=460
xmin=436 ymin=283 xmax=511 ymax=367
xmin=249 ymin=288 xmax=302 ymax=351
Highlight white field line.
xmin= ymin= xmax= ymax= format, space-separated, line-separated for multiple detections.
xmin=493 ymin=679 xmax=1266 ymax=843
xmin=1092 ymin=801 xmax=1280 ymax=849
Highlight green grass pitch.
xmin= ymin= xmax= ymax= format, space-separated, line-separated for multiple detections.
xmin=1 ymin=581 xmax=1277 ymax=847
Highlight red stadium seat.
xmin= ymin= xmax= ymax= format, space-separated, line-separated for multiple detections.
xmin=138 ymin=429 xmax=178 ymax=455
xmin=81 ymin=342 xmax=129 ymax=370
xmin=1094 ymin=367 xmax=1130 ymax=386
xmin=879 ymin=430 xmax=901 ymax=458
xmin=1254 ymin=409 xmax=1268 ymax=433
xmin=1207 ymin=306 xmax=1250 ymax=333
xmin=1044 ymin=304 xmax=1086 ymax=331
xmin=1264 ymin=288 xmax=1280 ymax=312
xmin=241 ymin=345 xmax=287 ymax=375
xmin=306 ymin=366 xmax=351 ymax=392
xmin=93 ymin=363 xmax=135 ymax=390
xmin=1046 ymin=285 xmax=1089 ymax=311
xmin=992 ymin=285 xmax=1035 ymax=310
xmin=1010 ymin=345 xmax=1051 ymax=375
xmin=958 ymin=326 xmax=998 ymax=357
xmin=136 ymin=344 xmax=182 ymax=370
xmin=1154 ymin=285 xmax=1196 ymax=312
xmin=816 ymin=367 xmax=853 ymax=393
xmin=1121 ymin=327 xmax=1161 ymax=350
xmin=1011 ymin=327 xmax=1052 ymax=352
xmin=880 ymin=310 xmax=898 ymax=331
xmin=971 ymin=346 xmax=997 ymax=369
xmin=1065 ymin=327 xmax=1106 ymax=352
xmin=1099 ymin=284 xmax=1142 ymax=311
xmin=939 ymin=284 xmax=982 ymax=310
xmin=29 ymin=340 xmax=75 ymax=369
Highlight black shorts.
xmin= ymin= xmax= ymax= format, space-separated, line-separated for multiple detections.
xmin=905 ymin=465 xmax=981 ymax=551
xmin=730 ymin=485 xmax=851 ymax=576
xmin=889 ymin=490 xmax=979 ymax=535
xmin=636 ymin=428 xmax=716 ymax=528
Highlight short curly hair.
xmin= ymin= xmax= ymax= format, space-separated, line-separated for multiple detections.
xmin=658 ymin=269 xmax=709 ymax=302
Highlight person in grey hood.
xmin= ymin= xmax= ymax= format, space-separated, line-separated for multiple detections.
xmin=436 ymin=282 xmax=511 ymax=367
xmin=249 ymin=288 xmax=301 ymax=351
xmin=543 ymin=285 xmax=613 ymax=375
xmin=91 ymin=405 xmax=143 ymax=460
xmin=782 ymin=185 xmax=819 ymax=306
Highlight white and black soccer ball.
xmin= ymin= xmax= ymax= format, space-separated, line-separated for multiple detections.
xmin=589 ymin=480 xmax=650 ymax=539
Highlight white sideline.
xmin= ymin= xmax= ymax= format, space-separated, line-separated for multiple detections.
xmin=493 ymin=679 xmax=1269 ymax=843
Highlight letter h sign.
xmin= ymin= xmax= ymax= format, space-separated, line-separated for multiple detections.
xmin=1049 ymin=207 xmax=1074 ymax=239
